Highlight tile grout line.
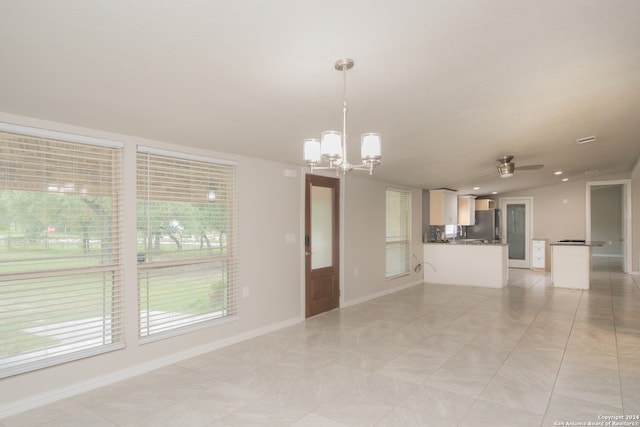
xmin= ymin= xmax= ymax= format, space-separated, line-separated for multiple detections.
xmin=540 ymin=269 xmax=594 ymax=424
xmin=454 ymin=270 xmax=554 ymax=426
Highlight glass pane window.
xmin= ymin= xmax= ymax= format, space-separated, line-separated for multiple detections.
xmin=386 ymin=188 xmax=411 ymax=279
xmin=136 ymin=147 xmax=238 ymax=341
xmin=311 ymin=185 xmax=333 ymax=269
xmin=0 ymin=125 xmax=124 ymax=378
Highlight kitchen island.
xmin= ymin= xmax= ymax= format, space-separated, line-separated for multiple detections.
xmin=423 ymin=241 xmax=509 ymax=288
xmin=551 ymin=241 xmax=603 ymax=289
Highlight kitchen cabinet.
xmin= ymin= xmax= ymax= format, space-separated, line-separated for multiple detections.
xmin=458 ymin=195 xmax=476 ymax=225
xmin=429 ymin=189 xmax=458 ymax=225
xmin=531 ymin=239 xmax=549 ymax=271
xmin=475 ymin=199 xmax=495 ymax=210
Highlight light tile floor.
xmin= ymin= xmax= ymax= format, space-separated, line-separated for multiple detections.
xmin=2 ymin=257 xmax=639 ymax=426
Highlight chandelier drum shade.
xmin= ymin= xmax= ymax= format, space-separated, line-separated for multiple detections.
xmin=304 ymin=59 xmax=382 ymax=175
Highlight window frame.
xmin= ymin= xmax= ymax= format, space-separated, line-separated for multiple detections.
xmin=136 ymin=146 xmax=239 ymax=344
xmin=385 ymin=187 xmax=411 ymax=280
xmin=0 ymin=122 xmax=124 ymax=378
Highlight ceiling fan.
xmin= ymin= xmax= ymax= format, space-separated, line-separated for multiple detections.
xmin=496 ymin=155 xmax=543 ymax=178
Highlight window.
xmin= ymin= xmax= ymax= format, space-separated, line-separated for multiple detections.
xmin=386 ymin=187 xmax=411 ymax=279
xmin=444 ymin=224 xmax=458 ymax=238
xmin=136 ymin=147 xmax=238 ymax=341
xmin=0 ymin=123 xmax=124 ymax=378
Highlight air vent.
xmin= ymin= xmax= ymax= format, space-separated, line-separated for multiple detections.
xmin=576 ymin=135 xmax=597 ymax=145
xmin=584 ymin=169 xmax=600 ymax=175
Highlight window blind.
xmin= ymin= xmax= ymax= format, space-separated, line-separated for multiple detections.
xmin=136 ymin=147 xmax=238 ymax=341
xmin=386 ymin=187 xmax=411 ymax=279
xmin=0 ymin=127 xmax=124 ymax=378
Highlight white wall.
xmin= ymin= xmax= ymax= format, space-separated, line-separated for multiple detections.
xmin=0 ymin=112 xmax=425 ymax=416
xmin=632 ymin=158 xmax=640 ymax=272
xmin=500 ymin=171 xmax=636 ymax=272
xmin=0 ymin=113 xmax=304 ymax=415
xmin=591 ymin=185 xmax=623 ymax=256
xmin=342 ymin=176 xmax=424 ymax=305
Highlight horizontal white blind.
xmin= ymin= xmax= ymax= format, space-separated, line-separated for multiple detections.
xmin=386 ymin=188 xmax=411 ymax=278
xmin=137 ymin=148 xmax=238 ymax=340
xmin=0 ymin=128 xmax=124 ymax=378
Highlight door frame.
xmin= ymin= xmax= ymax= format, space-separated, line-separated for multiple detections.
xmin=586 ymin=179 xmax=631 ymax=273
xmin=304 ymin=173 xmax=341 ymax=318
xmin=500 ymin=197 xmax=534 ymax=269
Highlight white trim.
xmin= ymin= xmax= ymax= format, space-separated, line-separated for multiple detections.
xmin=0 ymin=316 xmax=302 ymax=419
xmin=342 ymin=279 xmax=423 ymax=308
xmin=386 ymin=187 xmax=412 ymax=278
xmin=586 ymin=179 xmax=632 ymax=274
xmin=0 ymin=122 xmax=124 ymax=148
xmin=0 ymin=343 xmax=126 ymax=380
xmin=386 ymin=185 xmax=413 ymax=193
xmin=138 ymin=315 xmax=240 ymax=346
xmin=299 ymin=168 xmax=307 ymax=318
xmin=499 ymin=197 xmax=534 ymax=269
xmin=386 ymin=271 xmax=410 ymax=281
xmin=137 ymin=145 xmax=237 ymax=166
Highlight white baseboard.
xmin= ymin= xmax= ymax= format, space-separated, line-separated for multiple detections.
xmin=342 ymin=279 xmax=424 ymax=308
xmin=0 ymin=316 xmax=303 ymax=419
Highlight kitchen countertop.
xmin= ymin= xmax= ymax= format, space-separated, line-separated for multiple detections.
xmin=550 ymin=240 xmax=605 ymax=246
xmin=425 ymin=240 xmax=507 ymax=246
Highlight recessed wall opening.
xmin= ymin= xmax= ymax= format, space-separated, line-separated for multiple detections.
xmin=586 ymin=180 xmax=632 ymax=273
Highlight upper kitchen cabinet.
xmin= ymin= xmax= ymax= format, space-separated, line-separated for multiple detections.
xmin=429 ymin=189 xmax=458 ymax=225
xmin=458 ymin=195 xmax=476 ymax=225
xmin=475 ymin=199 xmax=496 ymax=210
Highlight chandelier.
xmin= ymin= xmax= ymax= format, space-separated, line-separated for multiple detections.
xmin=304 ymin=58 xmax=382 ymax=175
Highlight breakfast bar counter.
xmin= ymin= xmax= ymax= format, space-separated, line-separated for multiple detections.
xmin=551 ymin=240 xmax=603 ymax=290
xmin=423 ymin=241 xmax=508 ymax=288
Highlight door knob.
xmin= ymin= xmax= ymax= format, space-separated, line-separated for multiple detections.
xmin=305 ymin=252 xmax=313 ymax=256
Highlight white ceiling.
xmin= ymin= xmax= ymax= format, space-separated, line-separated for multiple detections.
xmin=1 ymin=1 xmax=639 ymax=195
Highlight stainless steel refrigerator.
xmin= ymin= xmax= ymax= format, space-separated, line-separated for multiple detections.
xmin=466 ymin=209 xmax=502 ymax=242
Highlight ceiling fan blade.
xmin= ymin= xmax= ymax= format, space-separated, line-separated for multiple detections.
xmin=515 ymin=164 xmax=544 ymax=171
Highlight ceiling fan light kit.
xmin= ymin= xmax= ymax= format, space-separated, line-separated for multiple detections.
xmin=495 ymin=155 xmax=543 ymax=178
xmin=498 ymin=164 xmax=514 ymax=178
xmin=497 ymin=155 xmax=515 ymax=178
xmin=303 ymin=58 xmax=382 ymax=175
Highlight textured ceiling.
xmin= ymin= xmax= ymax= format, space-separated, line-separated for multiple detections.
xmin=1 ymin=0 xmax=639 ymax=195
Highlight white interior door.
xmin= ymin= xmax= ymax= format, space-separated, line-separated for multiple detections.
xmin=501 ymin=197 xmax=532 ymax=269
